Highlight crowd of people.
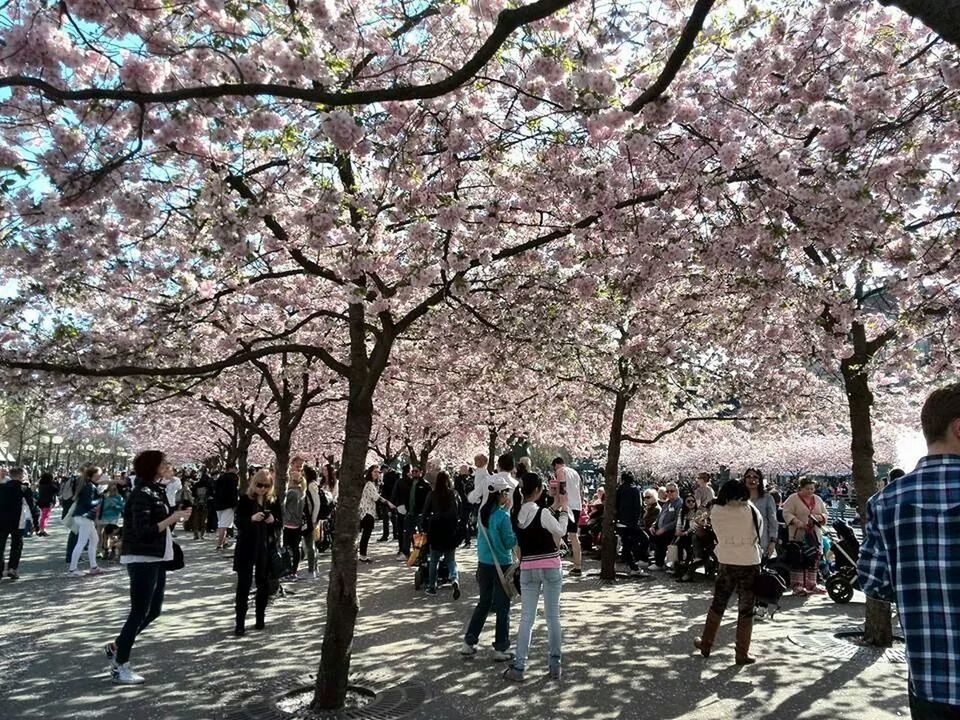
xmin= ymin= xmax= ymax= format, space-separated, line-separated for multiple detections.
xmin=0 ymin=382 xmax=958 ymax=720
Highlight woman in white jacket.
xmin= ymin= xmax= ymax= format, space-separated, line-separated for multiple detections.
xmin=694 ymin=479 xmax=762 ymax=665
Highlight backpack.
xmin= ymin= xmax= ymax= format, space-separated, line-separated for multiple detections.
xmin=303 ymin=486 xmax=333 ymax=528
xmin=59 ymin=476 xmax=79 ymax=503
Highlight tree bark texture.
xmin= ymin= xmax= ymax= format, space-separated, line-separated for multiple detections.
xmin=312 ymin=393 xmax=372 ymax=709
xmin=879 ymin=0 xmax=960 ymax=46
xmin=841 ymin=324 xmax=893 ymax=647
xmin=600 ymin=391 xmax=628 ymax=581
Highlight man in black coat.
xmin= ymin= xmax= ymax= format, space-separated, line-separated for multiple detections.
xmin=615 ymin=471 xmax=646 ymax=575
xmin=0 ymin=467 xmax=40 ymax=579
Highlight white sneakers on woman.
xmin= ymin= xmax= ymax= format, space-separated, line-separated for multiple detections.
xmin=111 ymin=663 xmax=145 ymax=685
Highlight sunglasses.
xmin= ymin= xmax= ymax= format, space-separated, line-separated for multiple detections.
xmin=255 ymin=482 xmax=271 ymax=489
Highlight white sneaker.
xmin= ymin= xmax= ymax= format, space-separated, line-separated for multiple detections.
xmin=459 ymin=643 xmax=478 ymax=656
xmin=67 ymin=569 xmax=85 ymax=577
xmin=493 ymin=649 xmax=515 ymax=662
xmin=111 ymin=663 xmax=145 ymax=685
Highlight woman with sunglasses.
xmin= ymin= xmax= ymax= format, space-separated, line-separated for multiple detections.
xmin=233 ymin=469 xmax=280 ymax=635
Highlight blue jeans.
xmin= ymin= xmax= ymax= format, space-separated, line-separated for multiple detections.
xmin=513 ymin=567 xmax=563 ymax=672
xmin=465 ymin=562 xmax=511 ymax=651
xmin=428 ymin=548 xmax=458 ymax=590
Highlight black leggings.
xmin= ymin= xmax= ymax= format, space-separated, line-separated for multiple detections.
xmin=115 ymin=563 xmax=167 ymax=665
xmin=282 ymin=527 xmax=301 ymax=574
xmin=359 ymin=515 xmax=375 ymax=556
xmin=235 ymin=556 xmax=269 ymax=629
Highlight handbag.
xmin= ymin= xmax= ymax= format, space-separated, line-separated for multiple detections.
xmin=665 ymin=541 xmax=679 ymax=566
xmin=62 ymin=498 xmax=79 ymax=532
xmin=477 ymin=518 xmax=519 ymax=600
xmin=407 ymin=532 xmax=427 ymax=567
xmin=164 ymin=541 xmax=185 ymax=571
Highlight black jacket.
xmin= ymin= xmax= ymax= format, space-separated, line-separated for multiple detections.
xmin=120 ymin=480 xmax=171 ymax=558
xmin=233 ymin=494 xmax=280 ymax=571
xmin=213 ymin=472 xmax=240 ymax=511
xmin=422 ymin=491 xmax=461 ymax=552
xmin=410 ymin=478 xmax=431 ymax=516
xmin=0 ymin=480 xmax=39 ymax=530
xmin=37 ymin=481 xmax=59 ymax=509
xmin=616 ymin=482 xmax=643 ymax=529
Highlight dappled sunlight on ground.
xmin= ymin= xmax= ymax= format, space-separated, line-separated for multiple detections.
xmin=0 ymin=525 xmax=910 ymax=719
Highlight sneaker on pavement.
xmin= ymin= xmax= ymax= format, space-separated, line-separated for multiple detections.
xmin=493 ymin=649 xmax=515 ymax=662
xmin=67 ymin=569 xmax=85 ymax=578
xmin=6 ymin=569 xmax=19 ymax=580
xmin=452 ymin=581 xmax=461 ymax=600
xmin=569 ymin=568 xmax=582 ymax=577
xmin=808 ymin=585 xmax=828 ymax=595
xmin=425 ymin=587 xmax=437 ymax=595
xmin=503 ymin=666 xmax=525 ymax=682
xmin=88 ymin=567 xmax=105 ymax=576
xmin=111 ymin=664 xmax=145 ymax=685
xmin=459 ymin=643 xmax=477 ymax=656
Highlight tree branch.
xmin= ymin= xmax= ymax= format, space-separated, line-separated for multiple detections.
xmin=0 ymin=0 xmax=578 ymax=107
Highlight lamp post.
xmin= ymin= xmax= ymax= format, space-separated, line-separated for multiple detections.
xmin=52 ymin=436 xmax=64 ymax=471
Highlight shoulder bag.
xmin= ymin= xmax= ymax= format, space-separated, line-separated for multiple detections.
xmin=478 ymin=515 xmax=519 ymax=600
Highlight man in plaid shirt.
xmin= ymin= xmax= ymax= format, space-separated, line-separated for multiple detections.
xmin=859 ymin=384 xmax=960 ymax=720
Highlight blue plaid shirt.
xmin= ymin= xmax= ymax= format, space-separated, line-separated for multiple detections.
xmin=858 ymin=454 xmax=960 ymax=707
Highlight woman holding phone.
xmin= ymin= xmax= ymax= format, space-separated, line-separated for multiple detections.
xmin=105 ymin=451 xmax=191 ymax=685
xmin=233 ymin=469 xmax=280 ymax=635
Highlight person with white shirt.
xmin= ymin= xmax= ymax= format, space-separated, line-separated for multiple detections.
xmin=104 ymin=451 xmax=191 ymax=685
xmin=551 ymin=458 xmax=583 ymax=577
xmin=468 ymin=454 xmax=517 ymax=507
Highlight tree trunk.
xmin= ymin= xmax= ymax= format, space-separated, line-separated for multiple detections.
xmin=841 ymin=334 xmax=893 ymax=647
xmin=600 ymin=391 xmax=627 ymax=581
xmin=878 ymin=0 xmax=960 ymax=46
xmin=237 ymin=430 xmax=251 ymax=489
xmin=487 ymin=426 xmax=497 ymax=473
xmin=273 ymin=435 xmax=291 ymax=515
xmin=313 ymin=393 xmax=373 ymax=709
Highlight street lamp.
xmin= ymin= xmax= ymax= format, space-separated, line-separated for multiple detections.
xmin=52 ymin=436 xmax=64 ymax=470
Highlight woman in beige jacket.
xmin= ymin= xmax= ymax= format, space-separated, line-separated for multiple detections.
xmin=781 ymin=478 xmax=829 ymax=595
xmin=694 ymin=479 xmax=762 ymax=665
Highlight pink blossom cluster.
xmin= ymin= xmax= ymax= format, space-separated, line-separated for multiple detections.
xmin=321 ymin=111 xmax=363 ymax=151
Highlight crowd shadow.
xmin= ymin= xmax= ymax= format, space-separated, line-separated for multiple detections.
xmin=0 ymin=529 xmax=910 ymax=720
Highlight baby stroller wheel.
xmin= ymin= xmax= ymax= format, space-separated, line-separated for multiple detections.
xmin=826 ymin=575 xmax=853 ymax=604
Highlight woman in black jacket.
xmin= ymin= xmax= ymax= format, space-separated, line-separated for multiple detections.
xmin=234 ymin=468 xmax=280 ymax=635
xmin=421 ymin=471 xmax=461 ymax=598
xmin=36 ymin=472 xmax=58 ymax=537
xmin=105 ymin=451 xmax=191 ymax=685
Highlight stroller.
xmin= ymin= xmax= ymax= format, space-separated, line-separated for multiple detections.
xmin=823 ymin=519 xmax=861 ymax=604
xmin=411 ymin=533 xmax=452 ymax=591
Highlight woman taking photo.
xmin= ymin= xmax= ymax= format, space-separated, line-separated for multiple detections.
xmin=781 ymin=477 xmax=829 ymax=595
xmin=421 ymin=471 xmax=461 ymax=597
xmin=694 ymin=479 xmax=762 ymax=665
xmin=105 ymin=451 xmax=191 ymax=684
xmin=68 ymin=466 xmax=104 ymax=577
xmin=358 ymin=465 xmax=393 ymax=563
xmin=234 ymin=469 xmax=280 ymax=635
xmin=504 ymin=473 xmax=566 ymax=682
xmin=462 ymin=476 xmax=516 ymax=660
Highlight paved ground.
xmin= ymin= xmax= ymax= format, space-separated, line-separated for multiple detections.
xmin=0 ymin=523 xmax=911 ymax=720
